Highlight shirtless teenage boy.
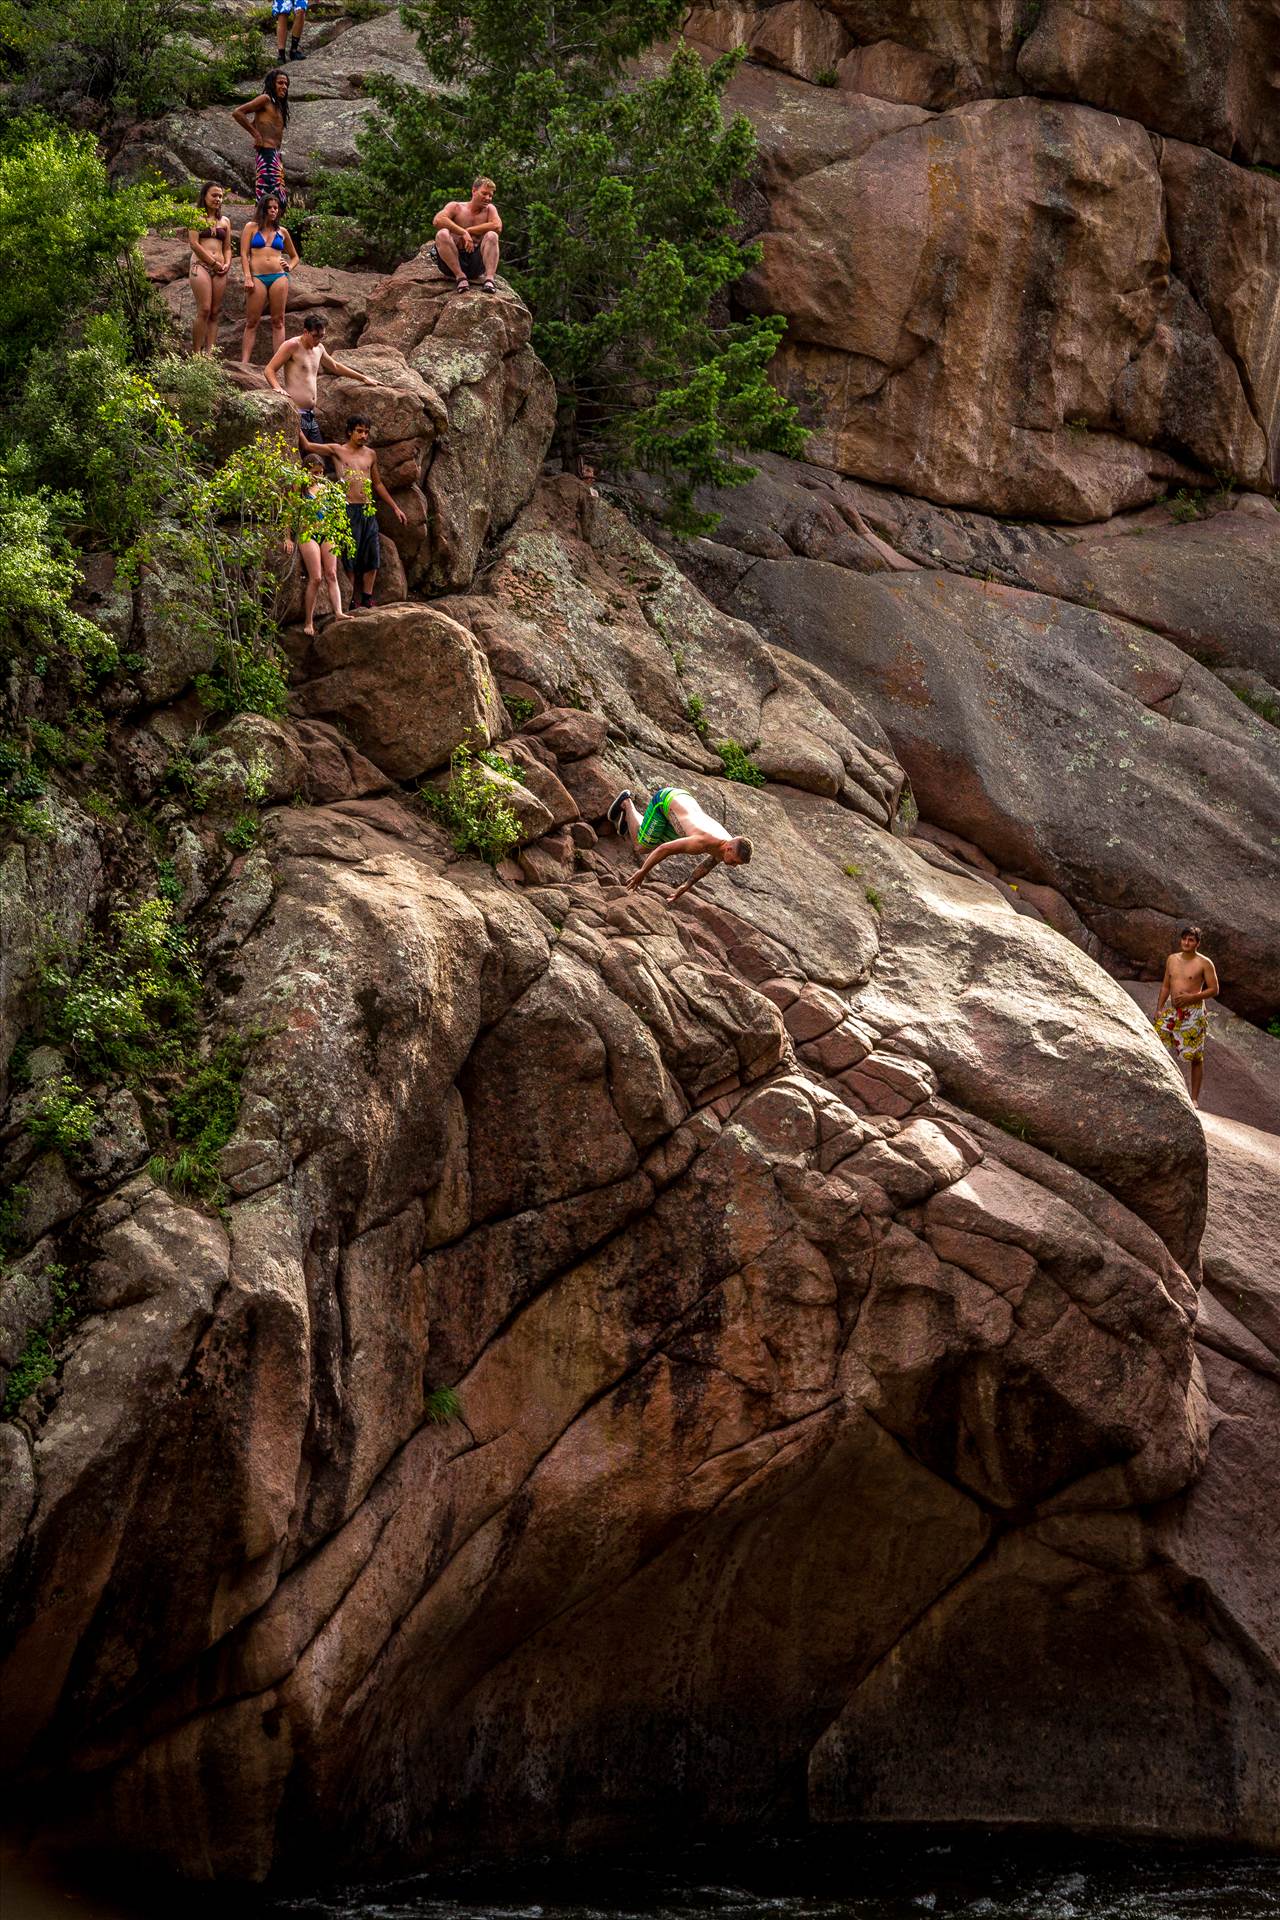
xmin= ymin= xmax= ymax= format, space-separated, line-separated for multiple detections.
xmin=431 ymin=178 xmax=502 ymax=295
xmin=304 ymin=416 xmax=407 ymax=608
xmin=263 ymin=314 xmax=376 ymax=448
xmin=232 ymin=69 xmax=291 ymax=208
xmin=1155 ymin=924 xmax=1219 ymax=1108
xmin=608 ymin=787 xmax=752 ymax=903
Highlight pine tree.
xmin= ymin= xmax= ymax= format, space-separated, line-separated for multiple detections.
xmin=327 ymin=4 xmax=804 ymax=532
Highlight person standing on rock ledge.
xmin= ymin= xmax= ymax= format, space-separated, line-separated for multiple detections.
xmin=272 ymin=0 xmax=308 ymax=62
xmin=608 ymin=787 xmax=752 ymax=902
xmin=1155 ymin=925 xmax=1218 ymax=1109
xmin=232 ymin=70 xmax=291 ymax=209
xmin=430 ymin=178 xmax=502 ymax=295
xmin=303 ymin=416 xmax=407 ymax=609
xmin=263 ymin=313 xmax=376 ymax=449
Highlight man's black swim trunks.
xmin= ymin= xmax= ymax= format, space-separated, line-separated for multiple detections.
xmin=430 ymin=241 xmax=484 ymax=282
xmin=343 ymin=504 xmax=380 ymax=575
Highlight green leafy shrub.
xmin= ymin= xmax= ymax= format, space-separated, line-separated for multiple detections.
xmin=150 ymin=1033 xmax=249 ymax=1203
xmin=0 ymin=1182 xmax=31 ymax=1258
xmin=502 ymin=693 xmax=537 ymax=727
xmin=0 ymin=123 xmax=181 ymax=389
xmin=864 ymin=884 xmax=882 ymax=913
xmin=715 ymin=737 xmax=765 ymax=786
xmin=813 ymin=66 xmax=838 ymax=86
xmin=25 ymin=1074 xmax=95 ymax=1154
xmin=224 ymin=814 xmax=261 ymax=852
xmin=477 ymin=747 xmax=526 ymax=783
xmin=1168 ymin=488 xmax=1204 ymax=524
xmin=0 ymin=737 xmax=49 ymax=837
xmin=0 ymin=0 xmax=258 ymax=123
xmin=300 ymin=214 xmax=367 ymax=270
xmin=0 ymin=481 xmax=118 ymax=675
xmin=2 ymin=1265 xmax=77 ymax=1415
xmin=41 ymin=898 xmax=199 ymax=1078
xmin=685 ymin=692 xmax=710 ymax=740
xmin=425 ymin=741 xmax=522 ymax=866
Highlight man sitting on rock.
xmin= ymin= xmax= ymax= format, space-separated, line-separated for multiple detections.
xmin=608 ymin=787 xmax=752 ymax=903
xmin=1154 ymin=924 xmax=1219 ymax=1109
xmin=431 ymin=178 xmax=503 ymax=295
xmin=303 ymin=414 xmax=407 ymax=610
xmin=263 ymin=313 xmax=377 ymax=451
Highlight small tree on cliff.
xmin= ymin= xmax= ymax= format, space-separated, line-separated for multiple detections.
xmin=326 ymin=0 xmax=805 ymax=532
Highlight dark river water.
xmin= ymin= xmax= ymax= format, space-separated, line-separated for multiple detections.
xmin=4 ymin=1833 xmax=1279 ymax=1920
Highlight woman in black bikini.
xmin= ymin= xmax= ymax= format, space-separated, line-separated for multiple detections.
xmin=239 ymin=192 xmax=299 ymax=366
xmin=187 ymin=182 xmax=232 ymax=356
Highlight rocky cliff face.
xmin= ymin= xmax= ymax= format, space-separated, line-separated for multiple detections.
xmin=2 ymin=4 xmax=1279 ymax=1887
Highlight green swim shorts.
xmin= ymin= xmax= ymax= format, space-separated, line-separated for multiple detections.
xmin=637 ymin=787 xmax=691 ymax=850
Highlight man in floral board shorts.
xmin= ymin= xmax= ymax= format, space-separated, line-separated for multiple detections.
xmin=273 ymin=0 xmax=308 ymax=62
xmin=1154 ymin=924 xmax=1219 ymax=1109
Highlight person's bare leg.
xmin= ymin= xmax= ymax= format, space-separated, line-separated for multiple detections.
xmin=191 ymin=266 xmax=212 ymax=354
xmin=300 ymin=542 xmax=321 ymax=634
xmin=480 ymin=230 xmax=500 ymax=289
xmin=290 ymin=14 xmax=305 ymax=54
xmin=1190 ymin=1057 xmax=1204 ymax=1108
xmin=621 ymin=795 xmax=643 ymax=852
xmin=206 ymin=271 xmax=226 ymax=355
xmin=268 ymin=276 xmax=289 ymax=356
xmin=276 ymin=10 xmax=288 ymax=55
xmin=434 ymin=229 xmax=468 ymax=289
xmin=241 ymin=281 xmax=267 ymax=363
xmin=321 ymin=549 xmax=347 ymax=618
xmin=360 ymin=569 xmax=378 ymax=605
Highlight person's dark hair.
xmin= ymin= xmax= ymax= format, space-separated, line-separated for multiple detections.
xmin=728 ymin=836 xmax=753 ymax=864
xmin=303 ymin=454 xmax=325 ymax=473
xmin=196 ymin=181 xmax=223 ymax=213
xmin=346 ymin=414 xmax=371 ymax=432
xmin=255 ymin=193 xmax=283 ymax=227
xmin=263 ymin=68 xmax=291 ymax=126
xmin=301 ymin=313 xmax=327 ymax=336
xmin=1179 ymin=924 xmax=1202 ymax=940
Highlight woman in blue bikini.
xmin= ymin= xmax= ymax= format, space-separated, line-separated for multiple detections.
xmin=238 ymin=192 xmax=299 ymax=366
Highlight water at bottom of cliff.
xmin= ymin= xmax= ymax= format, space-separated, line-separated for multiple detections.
xmin=5 ymin=1830 xmax=1278 ymax=1920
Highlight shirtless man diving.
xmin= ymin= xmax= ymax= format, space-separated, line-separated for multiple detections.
xmin=263 ymin=313 xmax=376 ymax=448
xmin=432 ymin=177 xmax=502 ymax=295
xmin=303 ymin=415 xmax=407 ymax=608
xmin=608 ymin=786 xmax=752 ymax=903
xmin=1155 ymin=924 xmax=1219 ymax=1108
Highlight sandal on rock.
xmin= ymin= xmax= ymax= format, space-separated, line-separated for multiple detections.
xmin=482 ymin=278 xmax=496 ymax=294
xmin=606 ymin=790 xmax=631 ymax=833
xmin=454 ymin=276 xmax=470 ymax=294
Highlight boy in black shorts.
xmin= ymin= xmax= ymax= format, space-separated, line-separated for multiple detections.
xmin=304 ymin=414 xmax=407 ymax=608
